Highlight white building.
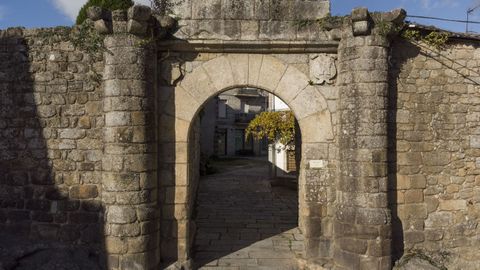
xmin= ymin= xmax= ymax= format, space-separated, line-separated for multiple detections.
xmin=268 ymin=95 xmax=298 ymax=178
xmin=200 ymin=88 xmax=269 ymax=157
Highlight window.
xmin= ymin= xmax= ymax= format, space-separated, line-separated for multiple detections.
xmin=244 ymin=104 xmax=250 ymax=113
xmin=241 ymin=101 xmax=249 ymax=113
xmin=218 ymin=99 xmax=227 ymax=118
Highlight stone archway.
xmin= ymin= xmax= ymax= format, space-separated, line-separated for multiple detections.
xmin=159 ymin=54 xmax=336 ymax=266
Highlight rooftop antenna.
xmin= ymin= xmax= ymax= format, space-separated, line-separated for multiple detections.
xmin=467 ymin=3 xmax=480 ymax=33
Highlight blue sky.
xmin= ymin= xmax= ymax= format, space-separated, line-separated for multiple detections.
xmin=332 ymin=0 xmax=480 ymax=33
xmin=0 ymin=0 xmax=480 ymax=33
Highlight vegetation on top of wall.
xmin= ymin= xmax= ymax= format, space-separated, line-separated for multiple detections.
xmin=72 ymin=22 xmax=108 ymax=83
xmin=76 ymin=0 xmax=134 ymax=25
xmin=293 ymin=13 xmax=345 ymax=30
xmin=150 ymin=0 xmax=184 ymax=16
xmin=375 ymin=20 xmax=404 ymax=38
xmin=35 ymin=23 xmax=106 ymax=85
xmin=401 ymin=28 xmax=450 ymax=49
xmin=35 ymin=24 xmax=107 ymax=58
xmin=71 ymin=22 xmax=108 ymax=56
xmin=246 ymin=111 xmax=295 ymax=146
xmin=421 ymin=31 xmax=450 ymax=49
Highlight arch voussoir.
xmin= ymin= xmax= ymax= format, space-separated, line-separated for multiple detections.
xmin=274 ymin=65 xmax=310 ymax=104
xmin=178 ymin=66 xmax=218 ymax=105
xmin=290 ymin=85 xmax=329 ymax=120
xmin=202 ymin=56 xmax=235 ymax=91
xmin=256 ymin=55 xmax=288 ymax=92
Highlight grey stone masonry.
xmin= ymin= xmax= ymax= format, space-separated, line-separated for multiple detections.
xmin=101 ymin=8 xmax=159 ymax=270
xmin=335 ymin=8 xmax=404 ymax=270
xmin=0 ymin=26 xmax=105 ymax=253
xmin=2 ymin=1 xmax=480 ymax=269
xmin=172 ymin=0 xmax=330 ymax=21
xmin=171 ymin=0 xmax=334 ymax=41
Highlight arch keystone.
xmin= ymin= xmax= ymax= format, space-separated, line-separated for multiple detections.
xmin=274 ymin=65 xmax=310 ymax=104
xmin=226 ymin=54 xmax=249 ymax=85
xmin=248 ymin=54 xmax=263 ymax=86
xmin=202 ymin=56 xmax=235 ymax=91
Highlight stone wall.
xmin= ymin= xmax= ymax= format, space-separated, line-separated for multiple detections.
xmin=390 ymin=37 xmax=480 ymax=269
xmin=170 ymin=0 xmax=332 ymax=41
xmin=2 ymin=3 xmax=480 ymax=269
xmin=0 ymin=26 xmax=104 ymax=253
xmin=335 ymin=9 xmax=393 ymax=269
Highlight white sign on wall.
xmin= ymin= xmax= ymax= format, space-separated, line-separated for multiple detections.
xmin=309 ymin=160 xmax=328 ymax=169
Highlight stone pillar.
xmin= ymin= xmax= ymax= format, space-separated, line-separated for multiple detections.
xmin=99 ymin=6 xmax=159 ymax=270
xmin=335 ymin=8 xmax=404 ymax=269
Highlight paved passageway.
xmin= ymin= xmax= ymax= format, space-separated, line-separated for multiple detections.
xmin=193 ymin=159 xmax=303 ymax=269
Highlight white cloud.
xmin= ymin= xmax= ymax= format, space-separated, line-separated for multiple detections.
xmin=51 ymin=0 xmax=151 ymax=22
xmin=51 ymin=0 xmax=87 ymax=21
xmin=417 ymin=0 xmax=459 ymax=9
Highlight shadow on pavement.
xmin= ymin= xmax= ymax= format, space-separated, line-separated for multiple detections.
xmin=192 ymin=160 xmax=303 ymax=269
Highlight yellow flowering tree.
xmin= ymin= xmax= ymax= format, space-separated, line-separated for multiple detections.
xmin=245 ymin=111 xmax=295 ymax=146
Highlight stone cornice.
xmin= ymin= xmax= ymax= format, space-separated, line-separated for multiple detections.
xmin=157 ymin=39 xmax=339 ymax=53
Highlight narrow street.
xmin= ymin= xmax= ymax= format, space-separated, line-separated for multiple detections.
xmin=193 ymin=159 xmax=303 ymax=269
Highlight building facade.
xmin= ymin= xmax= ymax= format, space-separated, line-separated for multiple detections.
xmin=200 ymin=88 xmax=269 ymax=157
xmin=268 ymin=95 xmax=299 ymax=178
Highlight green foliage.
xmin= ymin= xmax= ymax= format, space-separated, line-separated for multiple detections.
xmin=246 ymin=111 xmax=295 ymax=146
xmin=423 ymin=31 xmax=450 ymax=49
xmin=76 ymin=0 xmax=103 ymax=25
xmin=71 ymin=22 xmax=106 ymax=55
xmin=71 ymin=22 xmax=106 ymax=84
xmin=401 ymin=29 xmax=421 ymax=41
xmin=375 ymin=20 xmax=396 ymax=37
xmin=76 ymin=0 xmax=134 ymax=25
xmin=150 ymin=0 xmax=185 ymax=16
xmin=317 ymin=14 xmax=344 ymax=30
xmin=292 ymin=14 xmax=344 ymax=30
xmin=401 ymin=29 xmax=450 ymax=50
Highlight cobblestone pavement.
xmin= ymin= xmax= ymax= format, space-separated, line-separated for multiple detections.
xmin=193 ymin=159 xmax=303 ymax=269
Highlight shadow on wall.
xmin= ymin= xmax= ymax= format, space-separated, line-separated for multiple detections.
xmin=0 ymin=30 xmax=106 ymax=269
xmin=415 ymin=39 xmax=480 ymax=86
xmin=157 ymin=49 xmax=200 ymax=267
xmin=388 ymin=37 xmax=480 ymax=265
xmin=387 ymin=39 xmax=422 ymax=262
